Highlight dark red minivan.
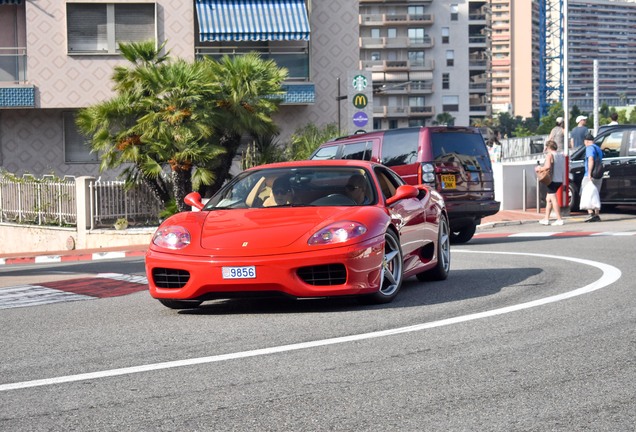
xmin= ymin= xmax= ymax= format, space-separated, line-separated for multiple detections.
xmin=310 ymin=126 xmax=500 ymax=243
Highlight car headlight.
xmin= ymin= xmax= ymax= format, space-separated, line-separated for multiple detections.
xmin=308 ymin=221 xmax=367 ymax=246
xmin=152 ymin=226 xmax=191 ymax=249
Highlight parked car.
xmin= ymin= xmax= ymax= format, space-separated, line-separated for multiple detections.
xmin=145 ymin=160 xmax=450 ymax=309
xmin=568 ymin=124 xmax=636 ymax=211
xmin=309 ymin=126 xmax=500 ymax=243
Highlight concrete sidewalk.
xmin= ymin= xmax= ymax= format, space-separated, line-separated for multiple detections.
xmin=0 ymin=208 xmax=575 ymax=265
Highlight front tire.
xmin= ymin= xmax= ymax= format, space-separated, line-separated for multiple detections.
xmin=417 ymin=215 xmax=450 ymax=281
xmin=158 ymin=299 xmax=203 ymax=310
xmin=360 ymin=230 xmax=404 ymax=304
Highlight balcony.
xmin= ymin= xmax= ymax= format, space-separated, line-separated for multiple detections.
xmin=0 ymin=47 xmax=34 ymax=108
xmin=360 ymin=13 xmax=433 ymax=26
xmin=373 ymin=105 xmax=434 ymax=118
xmin=360 ymin=59 xmax=434 ymax=72
xmin=196 ymin=46 xmax=310 ymax=81
xmin=360 ymin=36 xmax=434 ymax=49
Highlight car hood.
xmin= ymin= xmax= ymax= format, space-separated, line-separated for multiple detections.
xmin=197 ymin=207 xmax=370 ymax=253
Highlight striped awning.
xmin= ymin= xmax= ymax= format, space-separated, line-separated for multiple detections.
xmin=196 ymin=0 xmax=310 ymax=42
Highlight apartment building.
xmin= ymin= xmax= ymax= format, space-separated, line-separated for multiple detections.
xmin=567 ymin=0 xmax=636 ymax=111
xmin=0 ymin=0 xmax=358 ymax=179
xmin=487 ymin=0 xmax=539 ymax=118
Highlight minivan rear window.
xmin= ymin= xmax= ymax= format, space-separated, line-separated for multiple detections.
xmin=431 ymin=132 xmax=492 ymax=171
xmin=380 ymin=128 xmax=419 ymax=166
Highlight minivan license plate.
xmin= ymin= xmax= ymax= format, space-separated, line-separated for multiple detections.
xmin=441 ymin=174 xmax=456 ymax=189
xmin=222 ymin=266 xmax=256 ymax=279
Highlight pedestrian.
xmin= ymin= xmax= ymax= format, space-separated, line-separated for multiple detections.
xmin=581 ymin=132 xmax=603 ymax=222
xmin=537 ymin=140 xmax=566 ymax=226
xmin=570 ymin=115 xmax=588 ymax=149
xmin=608 ymin=112 xmax=618 ymax=126
xmin=548 ymin=116 xmax=565 ymax=152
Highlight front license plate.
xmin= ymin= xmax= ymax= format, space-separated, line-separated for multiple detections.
xmin=222 ymin=266 xmax=256 ymax=279
xmin=441 ymin=174 xmax=456 ymax=189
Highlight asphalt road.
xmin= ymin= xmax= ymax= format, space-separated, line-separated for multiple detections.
xmin=1 ymin=214 xmax=635 ymax=431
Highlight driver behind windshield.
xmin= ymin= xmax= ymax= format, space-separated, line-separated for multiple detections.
xmin=263 ymin=176 xmax=293 ymax=206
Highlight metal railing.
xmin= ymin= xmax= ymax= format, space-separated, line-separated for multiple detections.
xmin=0 ymin=175 xmax=76 ymax=226
xmin=0 ymin=47 xmax=27 ymax=83
xmin=89 ymin=179 xmax=163 ymax=228
xmin=0 ymin=174 xmax=164 ymax=229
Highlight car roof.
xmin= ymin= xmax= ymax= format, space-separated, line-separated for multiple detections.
xmin=328 ymin=125 xmax=481 ymax=143
xmin=248 ymin=159 xmax=381 ymax=171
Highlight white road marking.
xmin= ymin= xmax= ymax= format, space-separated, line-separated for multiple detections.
xmin=0 ymin=285 xmax=93 ymax=310
xmin=0 ymin=251 xmax=622 ymax=392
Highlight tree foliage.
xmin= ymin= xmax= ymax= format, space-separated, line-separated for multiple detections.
xmin=287 ymin=123 xmax=341 ymax=161
xmin=76 ymin=41 xmax=287 ymax=212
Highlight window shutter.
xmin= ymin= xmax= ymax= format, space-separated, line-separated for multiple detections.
xmin=67 ymin=4 xmax=108 ymax=52
xmin=114 ymin=4 xmax=156 ymax=45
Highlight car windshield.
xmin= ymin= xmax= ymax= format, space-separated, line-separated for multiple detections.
xmin=202 ymin=166 xmax=376 ymax=209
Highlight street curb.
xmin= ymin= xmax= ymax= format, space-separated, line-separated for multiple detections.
xmin=0 ymin=250 xmax=147 ymax=266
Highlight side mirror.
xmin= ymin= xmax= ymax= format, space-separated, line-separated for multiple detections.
xmin=386 ymin=185 xmax=419 ymax=205
xmin=184 ymin=192 xmax=204 ymax=211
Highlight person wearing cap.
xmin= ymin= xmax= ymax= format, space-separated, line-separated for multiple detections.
xmin=570 ymin=115 xmax=588 ymax=149
xmin=548 ymin=116 xmax=565 ymax=152
xmin=581 ymin=132 xmax=603 ymax=222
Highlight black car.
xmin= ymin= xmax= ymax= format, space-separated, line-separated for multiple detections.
xmin=568 ymin=124 xmax=636 ymax=210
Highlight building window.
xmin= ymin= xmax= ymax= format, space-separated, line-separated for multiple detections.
xmin=371 ymin=28 xmax=381 ymax=39
xmin=442 ymin=27 xmax=450 ymax=44
xmin=408 ymin=6 xmax=424 ymax=16
xmin=67 ymin=3 xmax=156 ymax=54
xmin=442 ymin=73 xmax=450 ymax=89
xmin=408 ymin=28 xmax=425 ymax=44
xmin=389 ymin=120 xmax=398 ymax=129
xmin=64 ymin=112 xmax=99 ymax=163
xmin=387 ymin=28 xmax=397 ymax=38
xmin=450 ymin=4 xmax=459 ymax=21
xmin=442 ymin=96 xmax=459 ymax=112
xmin=446 ymin=50 xmax=455 ymax=67
xmin=371 ymin=52 xmax=381 ymax=61
xmin=408 ymin=119 xmax=425 ymax=127
xmin=408 ymin=50 xmax=424 ymax=67
xmin=409 ymin=96 xmax=425 ymax=107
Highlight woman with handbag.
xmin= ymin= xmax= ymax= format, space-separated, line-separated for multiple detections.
xmin=536 ymin=140 xmax=566 ymax=226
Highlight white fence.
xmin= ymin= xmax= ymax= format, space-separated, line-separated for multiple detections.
xmin=0 ymin=175 xmax=163 ymax=229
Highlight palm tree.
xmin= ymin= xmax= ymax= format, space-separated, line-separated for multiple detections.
xmin=198 ymin=53 xmax=288 ymax=197
xmin=78 ymin=44 xmax=288 ymax=211
xmin=77 ymin=41 xmax=226 ymax=212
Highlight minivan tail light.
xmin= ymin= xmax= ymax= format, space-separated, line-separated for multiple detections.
xmin=419 ymin=162 xmax=436 ymax=184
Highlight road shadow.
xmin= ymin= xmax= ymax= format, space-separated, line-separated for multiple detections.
xmin=179 ymin=266 xmax=542 ymax=315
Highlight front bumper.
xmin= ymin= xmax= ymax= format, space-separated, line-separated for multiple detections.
xmin=145 ymin=236 xmax=385 ymax=301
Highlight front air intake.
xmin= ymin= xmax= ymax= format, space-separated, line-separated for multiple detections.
xmin=297 ymin=264 xmax=346 ymax=286
xmin=152 ymin=268 xmax=190 ymax=289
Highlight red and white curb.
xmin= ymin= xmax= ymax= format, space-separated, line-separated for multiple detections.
xmin=0 ymin=273 xmax=148 ymax=310
xmin=0 ymin=250 xmax=146 ymax=266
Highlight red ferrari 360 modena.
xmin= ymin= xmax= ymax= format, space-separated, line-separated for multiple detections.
xmin=145 ymin=160 xmax=450 ymax=309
